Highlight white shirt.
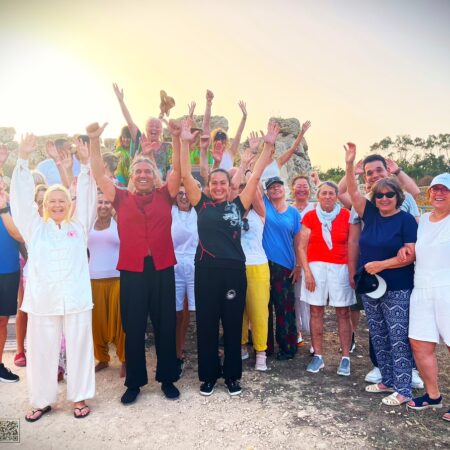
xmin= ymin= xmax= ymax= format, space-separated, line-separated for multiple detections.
xmin=88 ymin=219 xmax=120 ymax=279
xmin=219 ymin=151 xmax=234 ymax=171
xmin=36 ymin=157 xmax=81 ymax=186
xmin=241 ymin=209 xmax=268 ymax=265
xmin=10 ymin=159 xmax=97 ymax=315
xmin=261 ymin=160 xmax=280 ymax=187
xmin=414 ymin=212 xmax=450 ymax=288
xmin=171 ymin=206 xmax=198 ymax=257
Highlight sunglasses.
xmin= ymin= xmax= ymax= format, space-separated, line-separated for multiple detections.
xmin=374 ymin=191 xmax=396 ymax=199
xmin=242 ymin=218 xmax=249 ymax=232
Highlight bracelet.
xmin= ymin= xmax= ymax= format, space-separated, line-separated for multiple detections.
xmin=295 ymin=264 xmax=301 ymax=269
xmin=55 ymin=160 xmax=62 ymax=166
xmin=0 ymin=206 xmax=10 ymax=215
xmin=71 ymin=196 xmax=77 ymax=201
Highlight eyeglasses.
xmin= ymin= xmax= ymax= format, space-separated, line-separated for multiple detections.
xmin=242 ymin=218 xmax=249 ymax=232
xmin=374 ymin=191 xmax=396 ymax=199
xmin=177 ymin=191 xmax=187 ymax=198
xmin=430 ymin=186 xmax=449 ymax=194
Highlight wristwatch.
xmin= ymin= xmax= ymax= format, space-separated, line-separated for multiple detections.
xmin=0 ymin=206 xmax=10 ymax=215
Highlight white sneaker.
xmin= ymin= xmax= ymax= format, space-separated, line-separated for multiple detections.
xmin=412 ymin=369 xmax=424 ymax=389
xmin=241 ymin=347 xmax=249 ymax=360
xmin=255 ymin=351 xmax=268 ymax=371
xmin=365 ymin=366 xmax=382 ymax=383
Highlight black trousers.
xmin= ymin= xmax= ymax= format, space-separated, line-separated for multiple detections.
xmin=120 ymin=257 xmax=178 ymax=388
xmin=195 ymin=265 xmax=246 ymax=383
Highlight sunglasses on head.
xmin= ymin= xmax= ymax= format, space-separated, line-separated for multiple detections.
xmin=375 ymin=191 xmax=396 ymax=199
xmin=242 ymin=218 xmax=249 ymax=232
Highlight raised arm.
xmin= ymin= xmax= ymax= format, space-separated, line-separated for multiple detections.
xmin=344 ymin=143 xmax=366 ymax=217
xmin=277 ymin=120 xmax=311 ymax=168
xmin=180 ymin=120 xmax=202 ymax=206
xmin=45 ymin=140 xmax=71 ymax=188
xmin=228 ymin=101 xmax=247 ymax=158
xmin=86 ymin=122 xmax=115 ymax=202
xmin=338 ymin=159 xmax=364 ymax=208
xmin=202 ymin=89 xmax=214 ymax=135
xmin=386 ymin=159 xmax=420 ymax=199
xmin=230 ymin=147 xmax=257 ymax=199
xmin=112 ymin=83 xmax=139 ymax=142
xmin=166 ymin=119 xmax=182 ymax=198
xmin=239 ymin=121 xmax=279 ymax=210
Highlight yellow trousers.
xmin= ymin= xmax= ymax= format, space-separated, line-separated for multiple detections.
xmin=241 ymin=263 xmax=270 ymax=351
xmin=91 ymin=278 xmax=125 ymax=363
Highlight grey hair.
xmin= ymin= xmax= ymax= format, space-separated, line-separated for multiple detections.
xmin=130 ymin=157 xmax=157 ymax=175
xmin=317 ymin=181 xmax=338 ymax=196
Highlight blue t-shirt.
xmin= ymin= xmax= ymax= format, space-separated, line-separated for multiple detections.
xmin=358 ymin=201 xmax=417 ymax=291
xmin=0 ymin=210 xmax=20 ymax=274
xmin=262 ymin=196 xmax=301 ymax=270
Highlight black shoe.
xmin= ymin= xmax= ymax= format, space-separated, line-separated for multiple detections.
xmin=225 ymin=379 xmax=242 ymax=396
xmin=350 ymin=333 xmax=356 ymax=353
xmin=121 ymin=387 xmax=140 ymax=404
xmin=200 ymin=381 xmax=216 ymax=396
xmin=161 ymin=382 xmax=180 ymax=400
xmin=177 ymin=358 xmax=185 ymax=377
xmin=0 ymin=363 xmax=19 ymax=383
xmin=276 ymin=351 xmax=294 ymax=361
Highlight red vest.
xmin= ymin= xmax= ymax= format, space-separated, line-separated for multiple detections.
xmin=113 ymin=185 xmax=176 ymax=272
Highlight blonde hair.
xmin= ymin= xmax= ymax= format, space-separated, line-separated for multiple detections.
xmin=42 ymin=184 xmax=72 ymax=222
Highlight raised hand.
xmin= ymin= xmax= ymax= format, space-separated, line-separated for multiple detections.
xmin=188 ymin=101 xmax=196 ymax=118
xmin=354 ymin=159 xmax=364 ymax=175
xmin=301 ymin=120 xmax=311 ymax=134
xmin=180 ymin=119 xmax=199 ymax=143
xmin=248 ymin=131 xmax=262 ymax=154
xmin=86 ymin=122 xmax=108 ymax=139
xmin=211 ymin=141 xmax=224 ymax=165
xmin=206 ymin=89 xmax=214 ymax=103
xmin=0 ymin=144 xmax=10 ymax=166
xmin=19 ymin=133 xmax=37 ymax=158
xmin=75 ymin=138 xmax=89 ymax=164
xmin=199 ymin=134 xmax=211 ymax=152
xmin=60 ymin=148 xmax=74 ymax=170
xmin=261 ymin=121 xmax=280 ymax=145
xmin=140 ymin=133 xmax=160 ymax=156
xmin=310 ymin=171 xmax=320 ymax=187
xmin=112 ymin=82 xmax=124 ymax=102
xmin=344 ymin=142 xmax=357 ymax=164
xmin=240 ymin=148 xmax=257 ymax=169
xmin=238 ymin=100 xmax=247 ymax=118
xmin=386 ymin=159 xmax=400 ymax=175
xmin=168 ymin=119 xmax=181 ymax=137
xmin=397 ymin=245 xmax=415 ymax=262
xmin=46 ymin=140 xmax=59 ymax=161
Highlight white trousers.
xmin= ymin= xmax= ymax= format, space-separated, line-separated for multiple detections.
xmin=27 ymin=310 xmax=95 ymax=408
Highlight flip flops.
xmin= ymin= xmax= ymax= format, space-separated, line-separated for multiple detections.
xmin=74 ymin=405 xmax=90 ymax=419
xmin=25 ymin=405 xmax=51 ymax=422
xmin=365 ymin=383 xmax=394 ymax=393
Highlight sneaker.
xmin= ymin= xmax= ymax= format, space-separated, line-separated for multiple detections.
xmin=161 ymin=382 xmax=180 ymax=400
xmin=306 ymin=356 xmax=324 ymax=373
xmin=241 ymin=347 xmax=249 ymax=360
xmin=365 ymin=366 xmax=382 ymax=384
xmin=297 ymin=335 xmax=305 ymax=348
xmin=14 ymin=352 xmax=26 ymax=367
xmin=276 ymin=351 xmax=294 ymax=361
xmin=0 ymin=363 xmax=19 ymax=383
xmin=255 ymin=351 xmax=267 ymax=371
xmin=412 ymin=369 xmax=424 ymax=389
xmin=225 ymin=379 xmax=242 ymax=396
xmin=120 ymin=387 xmax=140 ymax=404
xmin=337 ymin=358 xmax=351 ymax=376
xmin=200 ymin=381 xmax=216 ymax=396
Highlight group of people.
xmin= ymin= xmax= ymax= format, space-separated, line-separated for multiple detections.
xmin=0 ymin=87 xmax=448 ymax=424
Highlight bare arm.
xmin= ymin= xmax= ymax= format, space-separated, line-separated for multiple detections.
xmin=290 ymin=230 xmax=302 ymax=283
xmin=202 ymin=89 xmax=213 ymax=135
xmin=86 ymin=122 xmax=116 ymax=202
xmin=45 ymin=141 xmax=71 ymax=188
xmin=166 ymin=120 xmax=182 ymax=198
xmin=299 ymin=226 xmax=315 ymax=292
xmin=386 ymin=159 xmax=420 ymax=199
xmin=344 ymin=143 xmax=366 ymax=217
xmin=230 ymin=148 xmax=256 ymax=199
xmin=251 ymin=181 xmax=265 ymax=218
xmin=199 ymin=134 xmax=211 ymax=184
xmin=347 ymin=223 xmax=361 ymax=289
xmin=0 ymin=190 xmax=24 ymax=243
xmin=338 ymin=159 xmax=363 ymax=208
xmin=365 ymin=243 xmax=416 ymax=274
xmin=228 ymin=101 xmax=247 ymax=158
xmin=277 ymin=120 xmax=311 ymax=168
xmin=113 ymin=83 xmax=139 ymax=142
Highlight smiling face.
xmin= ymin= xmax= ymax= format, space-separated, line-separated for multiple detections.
xmin=429 ymin=184 xmax=450 ymax=213
xmin=374 ymin=188 xmax=398 ymax=216
xmin=292 ymin=178 xmax=310 ymax=201
xmin=97 ymin=193 xmax=113 ymax=219
xmin=176 ymin=186 xmax=191 ymax=211
xmin=317 ymin=184 xmax=337 ymax=212
xmin=364 ymin=160 xmax=388 ymax=187
xmin=131 ymin=161 xmax=155 ymax=194
xmin=44 ymin=189 xmax=70 ymax=224
xmin=145 ymin=118 xmax=162 ymax=142
xmin=267 ymin=182 xmax=285 ymax=201
xmin=209 ymin=171 xmax=230 ymax=203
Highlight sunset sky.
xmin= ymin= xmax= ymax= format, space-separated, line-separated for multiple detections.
xmin=0 ymin=0 xmax=449 ymax=169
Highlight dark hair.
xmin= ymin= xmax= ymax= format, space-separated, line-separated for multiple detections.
xmin=121 ymin=126 xmax=131 ymax=139
xmin=54 ymin=139 xmax=67 ymax=150
xmin=291 ymin=175 xmax=310 ymax=188
xmin=370 ymin=178 xmax=405 ymax=209
xmin=363 ymin=154 xmax=387 ymax=171
xmin=208 ymin=168 xmax=231 ymax=184
xmin=77 ymin=134 xmax=90 ymax=145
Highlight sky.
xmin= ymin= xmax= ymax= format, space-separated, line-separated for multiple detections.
xmin=0 ymin=0 xmax=449 ymax=169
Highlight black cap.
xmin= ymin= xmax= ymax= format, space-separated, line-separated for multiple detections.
xmin=354 ymin=267 xmax=387 ymax=299
xmin=265 ymin=176 xmax=284 ymax=190
xmin=214 ymin=131 xmax=227 ymax=141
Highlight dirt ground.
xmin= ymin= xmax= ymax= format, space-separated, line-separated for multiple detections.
xmin=1 ymin=309 xmax=449 ymax=449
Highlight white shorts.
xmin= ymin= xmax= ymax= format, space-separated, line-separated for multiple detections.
xmin=409 ymin=286 xmax=450 ymax=345
xmin=301 ymin=262 xmax=356 ymax=308
xmin=174 ymin=255 xmax=196 ymax=312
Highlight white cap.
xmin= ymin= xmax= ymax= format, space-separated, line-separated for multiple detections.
xmin=430 ymin=173 xmax=450 ymax=190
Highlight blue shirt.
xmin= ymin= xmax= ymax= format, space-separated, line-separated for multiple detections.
xmin=358 ymin=201 xmax=417 ymax=291
xmin=0 ymin=210 xmax=20 ymax=274
xmin=262 ymin=196 xmax=301 ymax=270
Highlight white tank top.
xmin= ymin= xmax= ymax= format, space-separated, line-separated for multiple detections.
xmin=171 ymin=206 xmax=198 ymax=257
xmin=88 ymin=219 xmax=120 ymax=279
xmin=241 ymin=209 xmax=268 ymax=265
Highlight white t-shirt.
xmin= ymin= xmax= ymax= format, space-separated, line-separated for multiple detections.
xmin=296 ymin=202 xmax=316 ymax=220
xmin=218 ymin=151 xmax=234 ymax=171
xmin=88 ymin=219 xmax=120 ymax=279
xmin=241 ymin=209 xmax=268 ymax=266
xmin=414 ymin=213 xmax=450 ymax=288
xmin=171 ymin=206 xmax=198 ymax=257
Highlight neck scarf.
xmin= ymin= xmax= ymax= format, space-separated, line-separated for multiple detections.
xmin=315 ymin=203 xmax=341 ymax=250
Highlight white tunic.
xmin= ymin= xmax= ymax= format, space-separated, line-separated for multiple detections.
xmin=171 ymin=206 xmax=198 ymax=257
xmin=10 ymin=159 xmax=97 ymax=315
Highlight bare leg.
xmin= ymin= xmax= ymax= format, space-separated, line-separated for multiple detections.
xmin=0 ymin=316 xmax=9 ymax=363
xmin=176 ymin=298 xmax=190 ymax=359
xmin=16 ymin=283 xmax=27 ymax=354
xmin=410 ymin=339 xmax=440 ymax=398
xmin=309 ymin=306 xmax=324 ymax=355
xmin=350 ymin=310 xmax=360 ymax=334
xmin=336 ymin=307 xmax=351 ymax=357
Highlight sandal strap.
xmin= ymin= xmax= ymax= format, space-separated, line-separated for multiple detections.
xmin=411 ymin=393 xmax=442 ymax=407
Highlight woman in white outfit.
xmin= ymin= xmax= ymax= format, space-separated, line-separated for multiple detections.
xmin=10 ymin=134 xmax=97 ymax=421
